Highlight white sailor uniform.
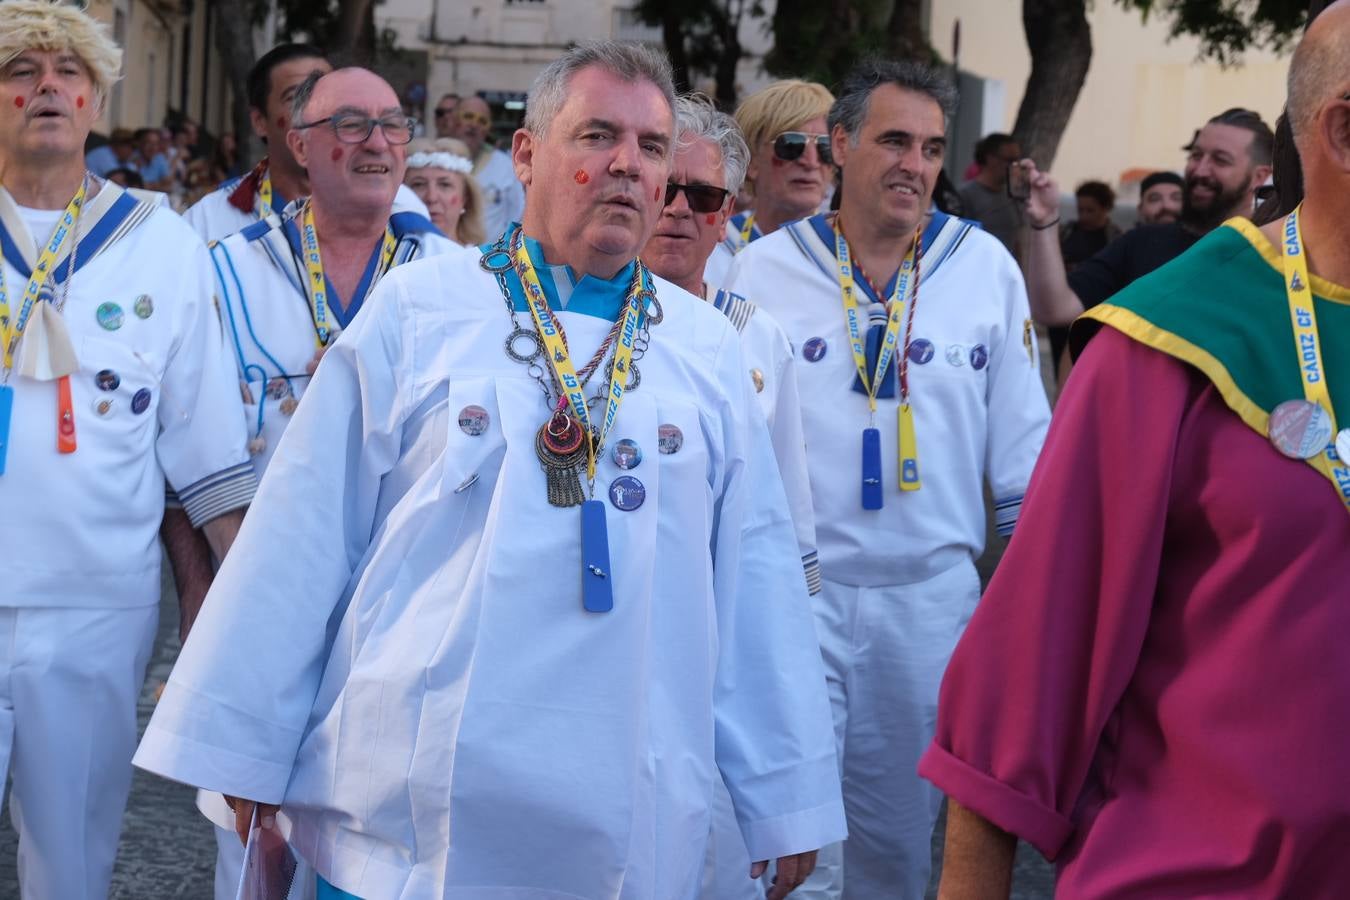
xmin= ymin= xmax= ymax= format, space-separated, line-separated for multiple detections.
xmin=474 ymin=147 xmax=526 ymax=242
xmin=723 ymin=211 xmax=1050 ymax=900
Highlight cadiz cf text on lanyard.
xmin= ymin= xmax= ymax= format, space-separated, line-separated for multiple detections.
xmin=299 ymin=202 xmax=396 ymax=348
xmin=0 ymin=181 xmax=88 ymax=474
xmin=834 ymin=224 xmax=922 ymax=510
xmin=1271 ymin=206 xmax=1350 ymax=516
xmin=257 ymin=171 xmax=274 ymax=218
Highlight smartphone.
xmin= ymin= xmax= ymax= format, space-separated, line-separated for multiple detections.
xmin=1006 ymin=161 xmax=1030 ymax=201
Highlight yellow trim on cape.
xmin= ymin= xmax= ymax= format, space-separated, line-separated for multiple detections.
xmin=1225 ymin=217 xmax=1350 ymax=304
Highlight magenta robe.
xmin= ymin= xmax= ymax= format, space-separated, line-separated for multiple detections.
xmin=919 ymin=326 xmax=1350 ymax=897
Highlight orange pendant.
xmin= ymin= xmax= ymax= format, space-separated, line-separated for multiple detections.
xmin=57 ymin=374 xmax=77 ymax=454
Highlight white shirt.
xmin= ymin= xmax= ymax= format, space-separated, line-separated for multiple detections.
xmin=473 ymin=147 xmax=526 ymax=242
xmin=724 ymin=212 xmax=1050 ymax=585
xmin=136 ymin=242 xmax=845 ymax=899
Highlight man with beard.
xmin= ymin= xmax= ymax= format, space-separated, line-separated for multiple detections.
xmin=1136 ymin=170 xmax=1183 ymax=225
xmin=1021 ymin=108 xmax=1273 ymax=327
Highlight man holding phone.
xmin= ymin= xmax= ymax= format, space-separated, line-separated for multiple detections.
xmin=957 ymin=132 xmax=1024 ymax=261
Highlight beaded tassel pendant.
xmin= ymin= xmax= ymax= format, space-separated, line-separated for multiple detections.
xmin=535 ymin=408 xmax=591 ymax=507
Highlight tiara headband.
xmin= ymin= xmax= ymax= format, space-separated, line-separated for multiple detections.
xmin=406 ymin=152 xmax=473 ymax=174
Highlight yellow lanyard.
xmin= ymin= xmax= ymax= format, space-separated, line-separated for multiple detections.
xmin=299 ymin=202 xmax=396 ymax=349
xmin=1281 ymin=207 xmax=1350 ymax=514
xmin=739 ymin=214 xmax=755 ymax=246
xmin=0 ymin=182 xmax=87 ymax=372
xmin=835 ymin=227 xmax=923 ymax=491
xmin=512 ymin=236 xmax=645 ymax=485
xmin=257 ymin=171 xmax=274 ymax=218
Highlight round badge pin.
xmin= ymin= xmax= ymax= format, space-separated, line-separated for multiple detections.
xmin=612 ymin=438 xmax=643 ymax=470
xmin=131 ymin=387 xmax=152 ymax=415
xmin=96 ymin=302 xmax=124 ymax=331
xmin=945 ymin=344 xmax=966 ymax=367
xmin=801 ymin=337 xmax=828 ymax=362
xmin=95 ymin=369 xmax=120 ymax=392
xmin=133 ymin=294 xmax=154 ymax=319
xmin=458 ymin=404 xmax=490 ymax=436
xmin=609 ymin=475 xmax=647 ymax=511
xmin=92 ymin=397 xmax=115 ymax=417
xmin=970 ymin=344 xmax=989 ymax=370
xmin=908 ymin=339 xmax=935 ymax=365
xmin=658 ymin=423 xmax=684 ymax=455
xmin=1337 ymin=428 xmax=1350 ymax=464
xmin=750 ymin=368 xmax=765 ymax=393
xmin=1267 ymin=398 xmax=1334 ymax=459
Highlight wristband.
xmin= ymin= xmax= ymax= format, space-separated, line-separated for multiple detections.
xmin=1031 ymin=217 xmax=1061 ymax=231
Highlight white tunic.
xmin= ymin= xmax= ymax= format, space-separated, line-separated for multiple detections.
xmin=135 ymin=243 xmax=846 ymax=899
xmin=474 ymin=147 xmax=526 ymax=242
xmin=0 ymin=180 xmax=254 ymax=608
xmin=211 ymin=206 xmax=464 ymax=476
xmin=723 ymin=212 xmax=1050 ymax=583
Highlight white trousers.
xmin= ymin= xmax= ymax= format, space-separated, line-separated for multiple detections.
xmin=794 ymin=563 xmax=980 ymax=900
xmin=699 ymin=775 xmax=766 ymax=900
xmin=0 ymin=603 xmax=159 ymax=899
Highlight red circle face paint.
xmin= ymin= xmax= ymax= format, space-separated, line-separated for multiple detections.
xmin=654 ymin=186 xmax=661 ymax=202
xmin=330 ymin=147 xmax=344 ymax=162
xmin=76 ymin=95 xmax=85 ymax=109
xmin=573 ymin=170 xmax=589 ymax=185
xmin=13 ymin=97 xmax=23 ymax=109
xmin=705 ymin=214 xmax=718 ymax=226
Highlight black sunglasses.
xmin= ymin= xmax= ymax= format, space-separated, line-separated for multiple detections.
xmin=773 ymin=131 xmax=832 ymax=165
xmin=664 ymin=181 xmax=731 ymax=214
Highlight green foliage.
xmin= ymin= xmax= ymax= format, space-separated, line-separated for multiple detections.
xmin=1115 ymin=0 xmax=1307 ymax=63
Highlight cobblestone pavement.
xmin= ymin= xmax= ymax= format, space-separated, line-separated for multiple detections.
xmin=0 ymin=509 xmax=1058 ymax=898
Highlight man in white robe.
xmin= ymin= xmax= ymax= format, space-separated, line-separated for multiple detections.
xmin=451 ymin=94 xmax=525 ymax=241
xmin=723 ymin=60 xmax=1051 ymax=900
xmin=136 ymin=40 xmax=844 ymax=900
xmin=0 ymin=4 xmax=253 ymax=897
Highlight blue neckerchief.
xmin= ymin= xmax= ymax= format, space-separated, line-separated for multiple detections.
xmin=281 ymin=216 xmax=388 ymax=328
xmin=0 ymin=192 xmax=139 ymax=284
xmin=808 ymin=212 xmax=949 ymax=399
xmin=481 ymin=225 xmax=638 ymax=320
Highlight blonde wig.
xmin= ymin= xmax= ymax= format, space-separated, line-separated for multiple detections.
xmin=0 ymin=0 xmax=122 ymax=106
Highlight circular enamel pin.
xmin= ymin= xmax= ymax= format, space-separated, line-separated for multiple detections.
xmin=1337 ymin=428 xmax=1350 ymax=464
xmin=609 ymin=475 xmax=646 ymax=511
xmin=458 ymin=404 xmax=490 ymax=436
xmin=970 ymin=344 xmax=989 ymax=370
xmin=96 ymin=302 xmax=124 ymax=331
xmin=945 ymin=344 xmax=966 ymax=367
xmin=612 ymin=438 xmax=642 ymax=470
xmin=658 ymin=423 xmax=683 ymax=455
xmin=92 ymin=397 xmax=114 ymax=417
xmin=801 ymin=337 xmax=828 ymax=362
xmin=750 ymin=368 xmax=765 ymax=393
xmin=133 ymin=294 xmax=154 ymax=319
xmin=131 ymin=387 xmax=152 ymax=415
xmin=95 ymin=369 xmax=120 ymax=391
xmin=907 ymin=339 xmax=935 ymax=365
xmin=1267 ymin=399 xmax=1333 ymax=459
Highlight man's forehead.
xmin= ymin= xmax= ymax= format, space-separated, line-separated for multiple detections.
xmin=460 ymin=96 xmax=490 ymax=114
xmin=558 ymin=68 xmax=672 ymax=130
xmin=273 ymin=58 xmax=330 ymax=92
xmin=6 ymin=48 xmax=87 ymax=69
xmin=674 ymin=135 xmax=724 ymax=183
xmin=1193 ymin=122 xmax=1254 ymax=154
xmin=310 ymin=71 xmax=399 ymax=115
xmin=861 ymin=84 xmax=945 ymax=137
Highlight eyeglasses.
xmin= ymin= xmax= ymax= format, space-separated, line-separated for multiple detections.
xmin=664 ymin=182 xmax=731 ymax=213
xmin=294 ymin=113 xmax=415 ymax=145
xmin=772 ymin=131 xmax=832 ymax=165
xmin=457 ymin=109 xmax=491 ymax=128
xmin=434 ymin=106 xmax=456 ymax=118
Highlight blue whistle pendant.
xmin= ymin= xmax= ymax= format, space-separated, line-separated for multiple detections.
xmin=0 ymin=385 xmax=13 ymax=476
xmin=581 ymin=499 xmax=613 ymax=612
xmin=861 ymin=427 xmax=883 ymax=510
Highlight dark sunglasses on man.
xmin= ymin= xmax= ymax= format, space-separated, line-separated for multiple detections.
xmin=772 ymin=131 xmax=832 ymax=165
xmin=664 ymin=182 xmax=731 ymax=214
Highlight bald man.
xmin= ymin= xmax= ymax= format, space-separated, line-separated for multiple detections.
xmin=451 ymin=93 xmax=524 ymax=240
xmin=922 ymin=3 xmax=1350 ymax=896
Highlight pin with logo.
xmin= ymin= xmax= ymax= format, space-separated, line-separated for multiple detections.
xmin=609 ymin=475 xmax=646 ymax=511
xmin=131 ymin=387 xmax=151 ymax=415
xmin=970 ymin=344 xmax=989 ymax=370
xmin=95 ymin=369 xmax=120 ymax=392
xmin=945 ymin=344 xmax=966 ymax=367
xmin=908 ymin=339 xmax=935 ymax=365
xmin=458 ymin=404 xmax=490 ymax=436
xmin=96 ymin=302 xmax=124 ymax=331
xmin=92 ymin=397 xmax=114 ymax=417
xmin=612 ymin=438 xmax=642 ymax=470
xmin=1267 ymin=399 xmax=1334 ymax=459
xmin=133 ymin=295 xmax=154 ymax=319
xmin=802 ymin=337 xmax=828 ymax=362
xmin=658 ymin=423 xmax=683 ymax=455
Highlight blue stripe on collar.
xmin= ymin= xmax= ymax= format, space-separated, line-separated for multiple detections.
xmin=805 ymin=210 xmax=952 ymax=303
xmin=280 ymin=216 xmax=390 ymax=327
xmin=482 ymin=227 xmax=639 ymax=321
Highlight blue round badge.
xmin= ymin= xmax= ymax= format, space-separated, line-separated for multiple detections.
xmin=95 ymin=369 xmax=120 ymax=391
xmin=131 ymin=387 xmax=151 ymax=415
xmin=802 ymin=337 xmax=828 ymax=362
xmin=612 ymin=438 xmax=642 ymax=470
xmin=96 ymin=302 xmax=124 ymax=332
xmin=907 ymin=339 xmax=935 ymax=365
xmin=609 ymin=475 xmax=646 ymax=511
xmin=970 ymin=344 xmax=989 ymax=370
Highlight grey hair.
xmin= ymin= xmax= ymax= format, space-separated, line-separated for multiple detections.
xmin=827 ymin=58 xmax=959 ymax=146
xmin=290 ymin=69 xmax=325 ymax=124
xmin=524 ymin=40 xmax=676 ymax=139
xmin=1286 ymin=21 xmax=1350 ymax=150
xmin=675 ymin=94 xmax=750 ymax=195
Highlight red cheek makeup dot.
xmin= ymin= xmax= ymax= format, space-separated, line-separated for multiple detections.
xmin=330 ymin=147 xmax=344 ymax=162
xmin=654 ymin=186 xmax=661 ymax=201
xmin=705 ymin=214 xmax=718 ymax=226
xmin=76 ymin=96 xmax=85 ymax=109
xmin=573 ymin=170 xmax=589 ymax=185
xmin=770 ymin=157 xmax=785 ymax=168
xmin=13 ymin=97 xmax=23 ymax=109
